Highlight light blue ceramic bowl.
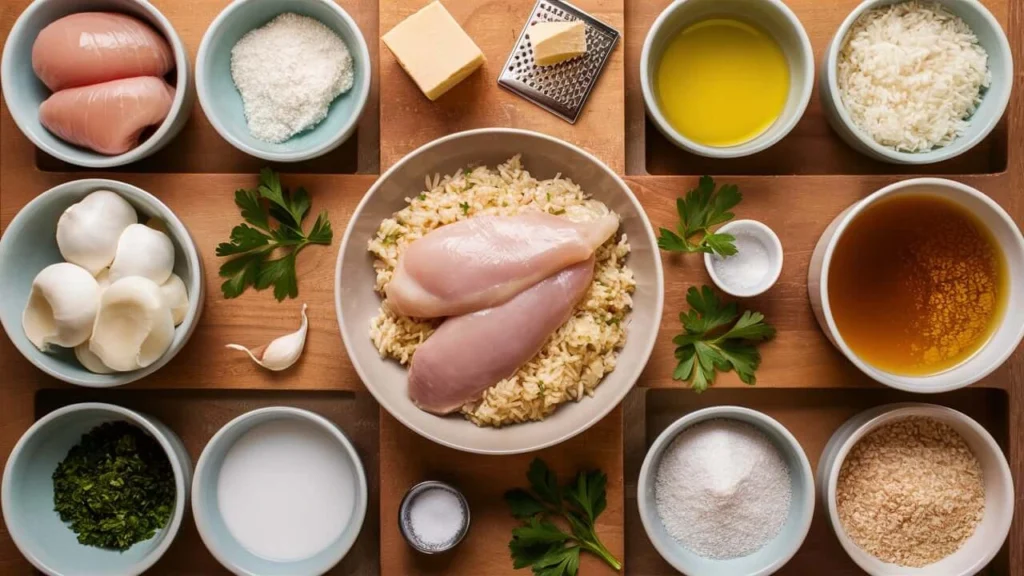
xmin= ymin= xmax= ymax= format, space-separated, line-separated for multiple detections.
xmin=1 ymin=403 xmax=192 ymax=576
xmin=192 ymin=407 xmax=368 ymax=576
xmin=0 ymin=0 xmax=194 ymax=168
xmin=196 ymin=0 xmax=371 ymax=162
xmin=0 ymin=179 xmax=205 ymax=387
xmin=821 ymin=0 xmax=1013 ymax=164
xmin=637 ymin=406 xmax=815 ymax=576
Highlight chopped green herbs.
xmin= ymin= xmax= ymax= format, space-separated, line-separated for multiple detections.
xmin=459 ymin=202 xmax=470 ymax=215
xmin=216 ymin=168 xmax=333 ymax=301
xmin=52 ymin=422 xmax=175 ymax=551
xmin=673 ymin=285 xmax=776 ymax=392
xmin=506 ymin=459 xmax=621 ymax=575
xmin=657 ymin=176 xmax=741 ymax=257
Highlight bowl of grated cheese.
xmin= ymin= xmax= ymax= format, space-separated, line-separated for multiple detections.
xmin=821 ymin=0 xmax=1012 ymax=164
xmin=196 ymin=0 xmax=371 ymax=162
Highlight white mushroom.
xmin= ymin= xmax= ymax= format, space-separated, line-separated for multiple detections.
xmin=89 ymin=276 xmax=175 ymax=372
xmin=75 ymin=343 xmax=114 ymax=374
xmin=226 ymin=304 xmax=308 ymax=371
xmin=56 ymin=190 xmax=137 ymax=275
xmin=22 ymin=263 xmax=99 ymax=350
xmin=159 ymin=273 xmax=189 ymax=326
xmin=108 ymin=224 xmax=175 ymax=284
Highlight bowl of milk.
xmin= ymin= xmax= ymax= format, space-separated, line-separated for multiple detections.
xmin=191 ymin=407 xmax=367 ymax=575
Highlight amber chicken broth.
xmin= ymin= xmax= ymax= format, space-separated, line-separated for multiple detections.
xmin=827 ymin=194 xmax=1007 ymax=376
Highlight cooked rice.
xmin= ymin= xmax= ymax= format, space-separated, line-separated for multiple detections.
xmin=367 ymin=156 xmax=635 ymax=427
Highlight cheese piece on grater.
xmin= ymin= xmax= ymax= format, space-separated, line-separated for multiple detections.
xmin=530 ymin=21 xmax=586 ymax=66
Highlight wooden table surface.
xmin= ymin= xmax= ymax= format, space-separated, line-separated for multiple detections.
xmin=2 ymin=0 xmax=1022 ymax=574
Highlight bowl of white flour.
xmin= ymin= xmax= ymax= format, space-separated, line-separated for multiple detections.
xmin=196 ymin=0 xmax=370 ymax=162
xmin=637 ymin=405 xmax=815 ymax=576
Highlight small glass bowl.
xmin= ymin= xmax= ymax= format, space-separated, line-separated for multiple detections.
xmin=398 ymin=481 xmax=471 ymax=554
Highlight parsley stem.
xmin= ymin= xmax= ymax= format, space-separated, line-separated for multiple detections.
xmin=579 ymin=537 xmax=622 ymax=571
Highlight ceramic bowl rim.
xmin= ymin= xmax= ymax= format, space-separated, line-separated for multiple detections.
xmin=334 ymin=127 xmax=666 ymax=455
xmin=636 ymin=405 xmax=815 ymax=576
xmin=823 ymin=403 xmax=1014 ymax=576
xmin=822 ymin=0 xmax=1013 ymax=164
xmin=816 ymin=177 xmax=1024 ymax=392
xmin=1 ymin=402 xmax=189 ymax=576
xmin=639 ymin=0 xmax=815 ymax=159
xmin=190 ymin=406 xmax=369 ymax=576
xmin=195 ymin=0 xmax=372 ymax=163
xmin=704 ymin=219 xmax=784 ymax=298
xmin=0 ymin=0 xmax=192 ymax=168
xmin=0 ymin=178 xmax=204 ymax=388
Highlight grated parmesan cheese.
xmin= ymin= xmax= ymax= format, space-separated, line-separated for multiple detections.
xmin=837 ymin=1 xmax=990 ymax=153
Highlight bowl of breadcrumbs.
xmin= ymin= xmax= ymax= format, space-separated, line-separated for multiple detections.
xmin=817 ymin=403 xmax=1013 ymax=576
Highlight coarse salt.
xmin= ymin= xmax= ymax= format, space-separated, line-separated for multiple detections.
xmin=230 ymin=13 xmax=354 ymax=144
xmin=654 ymin=419 xmax=791 ymax=559
xmin=711 ymin=233 xmax=770 ymax=291
xmin=406 ymin=487 xmax=466 ymax=549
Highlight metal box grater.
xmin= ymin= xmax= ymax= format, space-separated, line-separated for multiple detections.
xmin=498 ymin=0 xmax=620 ymax=124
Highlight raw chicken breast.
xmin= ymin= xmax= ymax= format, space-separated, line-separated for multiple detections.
xmin=32 ymin=12 xmax=174 ymax=92
xmin=386 ymin=213 xmax=617 ymax=318
xmin=39 ymin=76 xmax=175 ymax=155
xmin=408 ymin=257 xmax=595 ymax=415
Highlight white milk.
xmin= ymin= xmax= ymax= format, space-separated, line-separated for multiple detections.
xmin=217 ymin=418 xmax=356 ymax=561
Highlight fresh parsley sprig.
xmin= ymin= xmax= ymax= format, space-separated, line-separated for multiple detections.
xmin=673 ymin=285 xmax=776 ymax=392
xmin=657 ymin=175 xmax=741 ymax=256
xmin=216 ymin=168 xmax=332 ymax=301
xmin=506 ymin=458 xmax=621 ymax=576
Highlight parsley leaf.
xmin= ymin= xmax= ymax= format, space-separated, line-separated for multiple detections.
xmin=673 ymin=285 xmax=776 ymax=392
xmin=216 ymin=169 xmax=332 ymax=301
xmin=506 ymin=459 xmax=621 ymax=575
xmin=657 ymin=176 xmax=741 ymax=256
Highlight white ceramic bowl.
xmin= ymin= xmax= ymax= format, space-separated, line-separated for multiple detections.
xmin=637 ymin=406 xmax=815 ymax=576
xmin=0 ymin=0 xmax=194 ymax=168
xmin=808 ymin=178 xmax=1024 ymax=392
xmin=335 ymin=128 xmax=664 ymax=454
xmin=820 ymin=0 xmax=1012 ymax=165
xmin=704 ymin=219 xmax=784 ymax=298
xmin=817 ymin=403 xmax=1013 ymax=576
xmin=640 ymin=0 xmax=814 ymax=158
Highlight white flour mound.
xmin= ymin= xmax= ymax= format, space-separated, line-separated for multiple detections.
xmin=230 ymin=13 xmax=355 ymax=144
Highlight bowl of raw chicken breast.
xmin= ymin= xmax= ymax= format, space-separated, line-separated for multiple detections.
xmin=336 ymin=129 xmax=664 ymax=454
xmin=1 ymin=0 xmax=193 ymax=168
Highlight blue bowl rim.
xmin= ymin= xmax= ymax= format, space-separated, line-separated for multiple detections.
xmin=636 ymin=405 xmax=816 ymax=576
xmin=195 ymin=0 xmax=372 ymax=163
xmin=190 ymin=406 xmax=369 ymax=575
xmin=0 ymin=0 xmax=194 ymax=168
xmin=1 ymin=402 xmax=190 ymax=576
xmin=0 ymin=178 xmax=205 ymax=388
xmin=822 ymin=0 xmax=1014 ymax=164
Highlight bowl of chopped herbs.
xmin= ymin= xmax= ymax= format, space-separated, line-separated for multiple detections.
xmin=2 ymin=402 xmax=190 ymax=576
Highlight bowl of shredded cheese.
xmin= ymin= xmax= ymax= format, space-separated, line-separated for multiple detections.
xmin=821 ymin=0 xmax=1012 ymax=164
xmin=196 ymin=0 xmax=371 ymax=162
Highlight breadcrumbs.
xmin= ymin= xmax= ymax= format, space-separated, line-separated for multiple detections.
xmin=836 ymin=417 xmax=984 ymax=567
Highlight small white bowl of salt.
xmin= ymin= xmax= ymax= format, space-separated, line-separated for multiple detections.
xmin=399 ymin=481 xmax=471 ymax=554
xmin=705 ymin=220 xmax=783 ymax=298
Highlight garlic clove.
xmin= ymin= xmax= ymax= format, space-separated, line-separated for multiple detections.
xmin=22 ymin=263 xmax=99 ymax=350
xmin=75 ymin=342 xmax=114 ymax=374
xmin=108 ymin=224 xmax=175 ymax=285
xmin=90 ymin=276 xmax=175 ymax=372
xmin=56 ymin=190 xmax=137 ymax=275
xmin=226 ymin=304 xmax=308 ymax=371
xmin=159 ymin=273 xmax=189 ymax=326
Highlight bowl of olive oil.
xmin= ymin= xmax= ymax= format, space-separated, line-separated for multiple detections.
xmin=640 ymin=0 xmax=814 ymax=158
xmin=808 ymin=178 xmax=1024 ymax=392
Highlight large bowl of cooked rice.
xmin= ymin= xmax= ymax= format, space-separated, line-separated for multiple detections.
xmin=335 ymin=129 xmax=664 ymax=454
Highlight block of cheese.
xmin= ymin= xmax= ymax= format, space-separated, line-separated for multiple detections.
xmin=382 ymin=1 xmax=485 ymax=101
xmin=530 ymin=21 xmax=587 ymax=66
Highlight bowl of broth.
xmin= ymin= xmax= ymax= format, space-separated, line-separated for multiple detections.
xmin=640 ymin=0 xmax=814 ymax=158
xmin=808 ymin=178 xmax=1024 ymax=392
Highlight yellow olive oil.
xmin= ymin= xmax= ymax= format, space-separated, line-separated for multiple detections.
xmin=827 ymin=195 xmax=1007 ymax=376
xmin=656 ymin=19 xmax=789 ymax=147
